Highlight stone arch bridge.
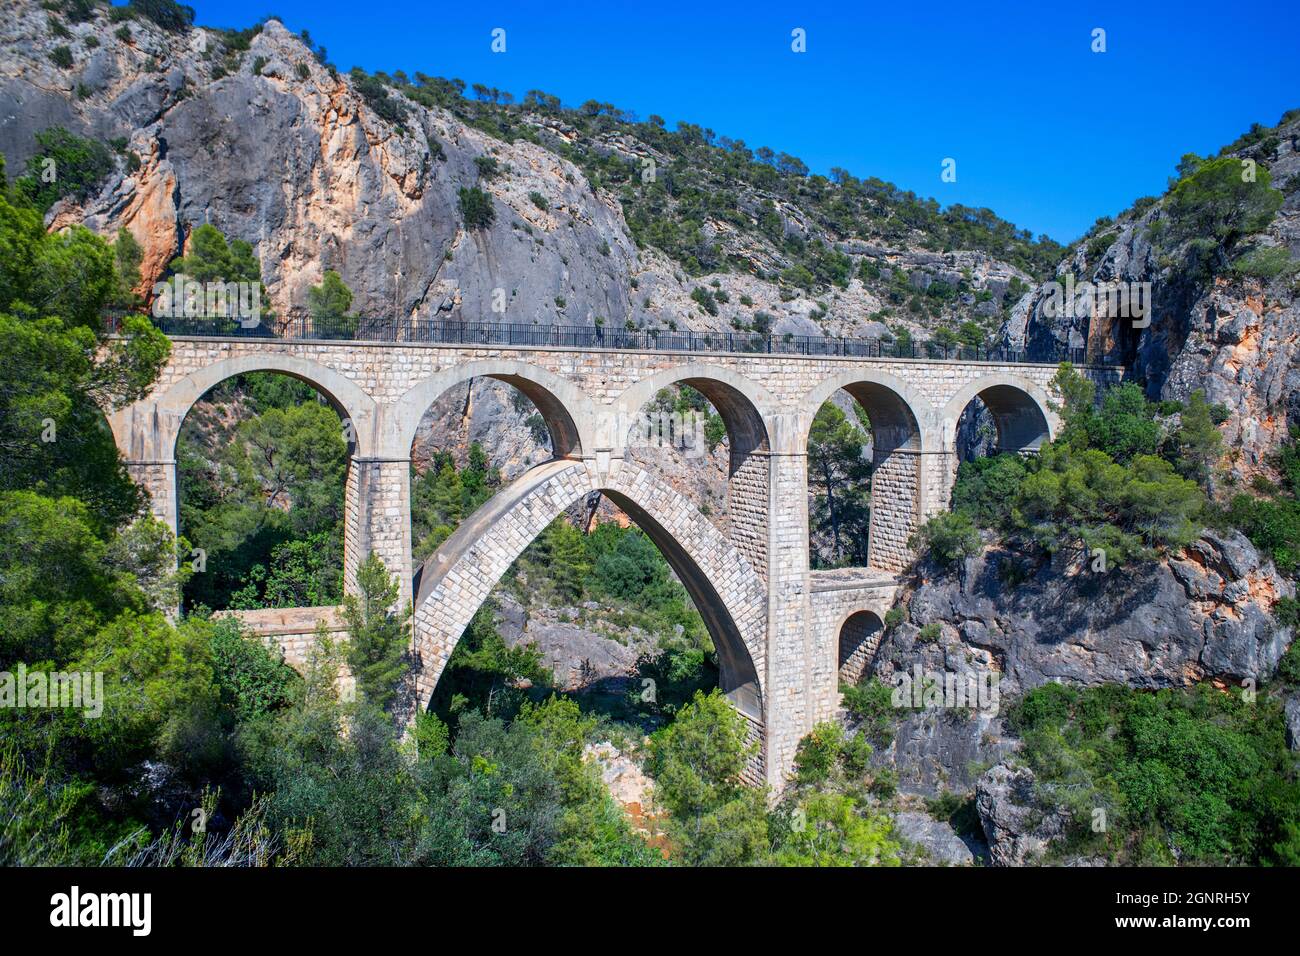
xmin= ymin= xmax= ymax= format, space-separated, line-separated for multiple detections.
xmin=108 ymin=333 xmax=1119 ymax=786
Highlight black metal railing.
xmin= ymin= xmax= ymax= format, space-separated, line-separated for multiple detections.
xmin=105 ymin=310 xmax=1105 ymax=366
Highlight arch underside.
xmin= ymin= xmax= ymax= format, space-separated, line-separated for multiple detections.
xmin=483 ymin=373 xmax=582 ymax=459
xmin=112 ymin=352 xmax=380 ymax=463
xmin=622 ymin=372 xmax=773 ymax=580
xmin=389 ymin=360 xmax=597 ymax=461
xmin=838 ymin=610 xmax=883 ymax=686
xmin=675 ymin=376 xmax=770 ymax=463
xmin=834 ymin=382 xmax=923 ymax=574
xmin=974 ymin=384 xmax=1051 ymax=453
xmin=409 ymin=460 xmax=767 ymax=721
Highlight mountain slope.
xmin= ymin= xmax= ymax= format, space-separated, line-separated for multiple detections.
xmin=3 ymin=0 xmax=1056 ymax=349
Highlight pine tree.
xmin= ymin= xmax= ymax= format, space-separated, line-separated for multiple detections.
xmin=342 ymin=553 xmax=411 ymax=710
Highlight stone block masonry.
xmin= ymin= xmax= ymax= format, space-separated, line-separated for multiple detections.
xmin=107 ymin=333 xmax=1114 ymax=789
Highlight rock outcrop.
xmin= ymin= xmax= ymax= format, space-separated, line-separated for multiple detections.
xmin=878 ymin=530 xmax=1293 ymax=701
xmin=974 ymin=764 xmax=1070 ymax=867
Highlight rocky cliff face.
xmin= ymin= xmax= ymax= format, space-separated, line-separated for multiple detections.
xmin=860 ymin=529 xmax=1296 ymax=863
xmin=866 ymin=529 xmax=1294 ymax=794
xmin=3 ymin=2 xmax=1039 ymax=340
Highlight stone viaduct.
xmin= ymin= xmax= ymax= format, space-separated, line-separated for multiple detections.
xmin=108 ymin=333 xmax=1119 ymax=787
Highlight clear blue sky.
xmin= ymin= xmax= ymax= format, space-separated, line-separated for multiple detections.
xmin=187 ymin=0 xmax=1299 ymax=243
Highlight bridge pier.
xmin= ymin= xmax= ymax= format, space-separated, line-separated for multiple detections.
xmin=343 ymin=456 xmax=413 ymax=610
xmin=762 ymin=417 xmax=839 ymax=789
xmin=124 ymin=459 xmax=179 ymax=536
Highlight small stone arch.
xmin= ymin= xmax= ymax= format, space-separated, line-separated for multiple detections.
xmin=409 ymin=459 xmax=767 ymax=721
xmin=800 ymin=369 xmax=931 ymax=573
xmin=941 ymin=374 xmax=1056 ymax=455
xmin=609 ymin=363 xmax=776 ymax=460
xmin=611 ymin=363 xmax=775 ymax=579
xmin=837 ymin=610 xmax=884 ymax=685
xmin=386 ymin=360 xmax=598 ymax=460
xmin=799 ymin=368 xmax=930 ymax=454
xmin=108 ymin=352 xmax=381 ymax=465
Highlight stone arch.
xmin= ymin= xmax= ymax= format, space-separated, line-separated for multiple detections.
xmin=941 ymin=374 xmax=1056 ymax=455
xmin=611 ymin=363 xmax=775 ymax=579
xmin=386 ymin=360 xmax=598 ymax=461
xmin=836 ymin=610 xmax=883 ymax=685
xmin=409 ymin=459 xmax=767 ymax=721
xmin=610 ymin=363 xmax=775 ymax=459
xmin=108 ymin=352 xmax=381 ymax=463
xmin=801 ymin=369 xmax=930 ymax=573
xmin=800 ymin=368 xmax=929 ymax=453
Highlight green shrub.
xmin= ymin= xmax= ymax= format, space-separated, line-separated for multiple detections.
xmin=840 ymin=677 xmax=899 ymax=745
xmin=58 ymin=0 xmax=97 ymax=23
xmin=49 ymin=45 xmax=74 ymax=69
xmin=910 ymin=511 xmax=981 ymax=566
xmin=1229 ymin=245 xmax=1295 ymax=279
xmin=208 ymin=618 xmax=297 ymax=723
xmin=1010 ymin=683 xmax=1300 ymax=865
xmin=15 ymin=127 xmax=114 ymax=212
xmin=128 ymin=0 xmax=195 ymax=32
xmin=690 ymin=286 xmax=718 ymax=315
xmin=458 ymin=187 xmax=495 ymax=229
xmin=951 ymin=453 xmax=1028 ymax=527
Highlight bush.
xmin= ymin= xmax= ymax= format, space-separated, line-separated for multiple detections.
xmin=58 ymin=0 xmax=97 ymax=23
xmin=49 ymin=46 xmax=74 ymax=69
xmin=1229 ymin=246 xmax=1295 ymax=279
xmin=840 ymin=677 xmax=899 ymax=745
xmin=16 ymin=127 xmax=114 ymax=212
xmin=690 ymin=286 xmax=718 ymax=315
xmin=208 ymin=618 xmax=297 ymax=723
xmin=1010 ymin=683 xmax=1300 ymax=865
xmin=951 ymin=453 xmax=1027 ymax=527
xmin=128 ymin=0 xmax=195 ymax=32
xmin=910 ymin=511 xmax=981 ymax=566
xmin=350 ymin=69 xmax=408 ymax=125
xmin=458 ymin=187 xmax=495 ymax=229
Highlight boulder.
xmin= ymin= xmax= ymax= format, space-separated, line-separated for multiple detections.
xmin=975 ymin=763 xmax=1069 ymax=866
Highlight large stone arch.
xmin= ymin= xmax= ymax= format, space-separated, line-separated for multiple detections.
xmin=800 ymin=369 xmax=931 ymax=573
xmin=409 ymin=459 xmax=768 ymax=722
xmin=385 ymin=360 xmax=598 ymax=460
xmin=940 ymin=373 xmax=1057 ymax=455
